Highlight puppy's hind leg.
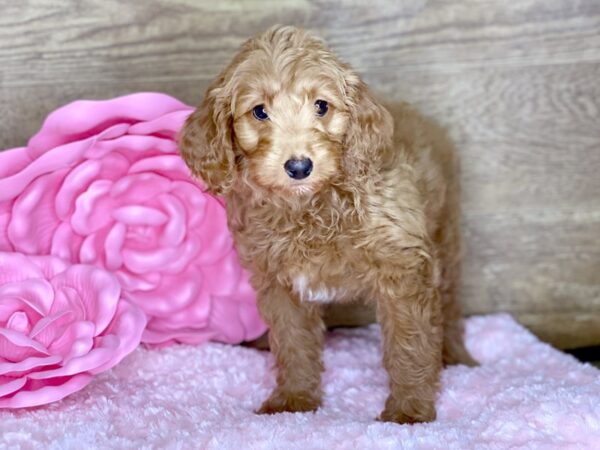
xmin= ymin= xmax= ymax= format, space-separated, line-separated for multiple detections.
xmin=441 ymin=283 xmax=478 ymax=367
xmin=255 ymin=282 xmax=325 ymax=415
xmin=438 ymin=244 xmax=478 ymax=367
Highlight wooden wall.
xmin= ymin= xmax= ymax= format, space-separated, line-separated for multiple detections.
xmin=1 ymin=0 xmax=599 ymax=348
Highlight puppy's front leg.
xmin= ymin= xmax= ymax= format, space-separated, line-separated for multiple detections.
xmin=255 ymin=282 xmax=325 ymax=414
xmin=375 ymin=250 xmax=443 ymax=424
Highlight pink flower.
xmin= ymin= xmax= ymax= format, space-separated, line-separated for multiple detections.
xmin=0 ymin=93 xmax=266 ymax=346
xmin=0 ymin=252 xmax=145 ymax=408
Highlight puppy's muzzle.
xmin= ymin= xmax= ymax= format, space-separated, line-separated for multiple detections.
xmin=284 ymin=157 xmax=313 ymax=180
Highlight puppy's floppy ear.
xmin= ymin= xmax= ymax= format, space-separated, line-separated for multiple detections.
xmin=179 ymin=76 xmax=235 ymax=196
xmin=342 ymin=76 xmax=394 ymax=175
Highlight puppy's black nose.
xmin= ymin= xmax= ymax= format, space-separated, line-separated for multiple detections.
xmin=284 ymin=158 xmax=313 ymax=180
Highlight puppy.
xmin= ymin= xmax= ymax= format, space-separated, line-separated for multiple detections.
xmin=179 ymin=25 xmax=476 ymax=424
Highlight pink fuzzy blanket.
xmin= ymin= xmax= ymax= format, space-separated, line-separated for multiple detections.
xmin=1 ymin=314 xmax=598 ymax=449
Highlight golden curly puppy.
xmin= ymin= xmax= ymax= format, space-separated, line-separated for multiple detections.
xmin=179 ymin=25 xmax=476 ymax=424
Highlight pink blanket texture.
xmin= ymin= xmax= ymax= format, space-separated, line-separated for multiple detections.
xmin=1 ymin=314 xmax=599 ymax=449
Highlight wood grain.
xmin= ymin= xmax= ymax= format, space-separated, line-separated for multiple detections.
xmin=1 ymin=0 xmax=599 ymax=88
xmin=0 ymin=0 xmax=599 ymax=348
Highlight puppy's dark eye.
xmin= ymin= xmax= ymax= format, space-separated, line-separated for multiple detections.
xmin=252 ymin=104 xmax=269 ymax=121
xmin=315 ymin=100 xmax=328 ymax=117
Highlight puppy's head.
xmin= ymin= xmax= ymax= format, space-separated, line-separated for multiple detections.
xmin=180 ymin=26 xmax=392 ymax=198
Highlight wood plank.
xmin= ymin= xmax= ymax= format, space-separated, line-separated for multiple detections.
xmin=514 ymin=312 xmax=600 ymax=349
xmin=1 ymin=0 xmax=599 ymax=88
xmin=461 ymin=211 xmax=600 ymax=315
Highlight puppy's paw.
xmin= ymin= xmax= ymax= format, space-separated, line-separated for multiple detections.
xmin=377 ymin=397 xmax=436 ymax=425
xmin=256 ymin=389 xmax=321 ymax=415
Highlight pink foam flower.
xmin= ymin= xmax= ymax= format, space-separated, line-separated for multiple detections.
xmin=0 ymin=93 xmax=266 ymax=346
xmin=0 ymin=252 xmax=146 ymax=408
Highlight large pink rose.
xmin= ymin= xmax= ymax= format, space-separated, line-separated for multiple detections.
xmin=0 ymin=252 xmax=145 ymax=408
xmin=0 ymin=93 xmax=266 ymax=346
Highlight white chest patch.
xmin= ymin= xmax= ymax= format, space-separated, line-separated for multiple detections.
xmin=293 ymin=275 xmax=336 ymax=303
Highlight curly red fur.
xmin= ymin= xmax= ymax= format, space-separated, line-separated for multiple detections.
xmin=179 ymin=25 xmax=477 ymax=424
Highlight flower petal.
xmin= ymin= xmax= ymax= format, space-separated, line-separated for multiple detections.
xmin=201 ymin=253 xmax=244 ymax=296
xmin=46 ymin=319 xmax=93 ymax=360
xmin=91 ymin=300 xmax=146 ymax=374
xmin=122 ymin=239 xmax=199 ymax=275
xmin=51 ymin=265 xmax=121 ymax=335
xmin=104 ymin=223 xmax=126 ymax=270
xmin=127 ymin=109 xmax=191 ymax=138
xmin=192 ymin=196 xmax=233 ymax=265
xmin=32 ymin=300 xmax=145 ymax=378
xmin=79 ymin=232 xmax=102 ymax=265
xmin=148 ymin=287 xmax=211 ymax=327
xmin=29 ymin=342 xmax=113 ymax=380
xmin=92 ymin=134 xmax=179 ymax=159
xmin=0 ymin=146 xmax=31 ymax=179
xmin=115 ymin=270 xmax=161 ymax=293
xmin=0 ymin=377 xmax=27 ymax=399
xmin=169 ymin=181 xmax=208 ymax=228
xmin=112 ymin=206 xmax=168 ymax=226
xmin=0 ymin=279 xmax=56 ymax=321
xmin=7 ymin=172 xmax=65 ymax=254
xmin=0 ymin=373 xmax=93 ymax=408
xmin=26 ymin=255 xmax=71 ymax=280
xmin=141 ymin=264 xmax=265 ymax=346
xmin=47 ymin=287 xmax=85 ymax=323
xmin=110 ymin=173 xmax=171 ymax=203
xmin=0 ymin=328 xmax=49 ymax=362
xmin=126 ymin=271 xmax=201 ymax=316
xmin=54 ymin=159 xmax=102 ymax=220
xmin=78 ymin=228 xmax=111 ymax=267
xmin=29 ymin=309 xmax=74 ymax=348
xmin=6 ymin=312 xmax=29 ymax=334
xmin=128 ymin=154 xmax=190 ymax=179
xmin=142 ymin=326 xmax=215 ymax=346
xmin=0 ymin=354 xmax=62 ymax=377
xmin=50 ymin=223 xmax=84 ymax=262
xmin=40 ymin=320 xmax=96 ymax=370
xmin=157 ymin=194 xmax=186 ymax=247
xmin=0 ymin=252 xmax=45 ymax=284
xmin=71 ymin=179 xmax=114 ymax=235
xmin=0 ymin=211 xmax=13 ymax=252
xmin=0 ymin=139 xmax=90 ymax=203
xmin=145 ymin=290 xmax=265 ymax=346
